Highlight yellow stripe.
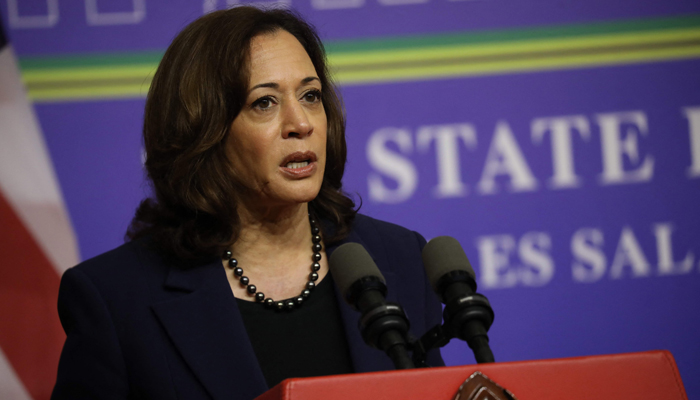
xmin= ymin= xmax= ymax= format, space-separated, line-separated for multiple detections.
xmin=23 ymin=65 xmax=156 ymax=83
xmin=335 ymin=45 xmax=700 ymax=84
xmin=29 ymin=85 xmax=151 ymax=101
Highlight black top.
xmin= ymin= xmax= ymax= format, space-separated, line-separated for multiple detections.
xmin=236 ymin=273 xmax=354 ymax=388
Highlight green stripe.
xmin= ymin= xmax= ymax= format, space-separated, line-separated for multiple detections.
xmin=19 ymin=51 xmax=164 ymax=70
xmin=324 ymin=14 xmax=700 ymax=53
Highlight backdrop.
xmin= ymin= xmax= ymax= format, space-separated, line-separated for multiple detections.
xmin=1 ymin=0 xmax=699 ymax=398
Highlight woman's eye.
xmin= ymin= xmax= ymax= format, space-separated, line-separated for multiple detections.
xmin=303 ymin=90 xmax=322 ymax=103
xmin=252 ymin=96 xmax=275 ymax=110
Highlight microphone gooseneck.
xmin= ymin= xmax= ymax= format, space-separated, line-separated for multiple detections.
xmin=330 ymin=243 xmax=415 ymax=369
xmin=422 ymin=236 xmax=495 ymax=364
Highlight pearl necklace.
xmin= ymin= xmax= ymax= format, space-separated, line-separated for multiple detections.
xmin=223 ymin=215 xmax=322 ymax=311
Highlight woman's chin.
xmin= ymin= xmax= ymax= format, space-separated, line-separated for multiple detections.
xmin=283 ymin=179 xmax=324 ymax=203
xmin=286 ymin=188 xmax=322 ymax=206
xmin=252 ymin=184 xmax=322 ymax=209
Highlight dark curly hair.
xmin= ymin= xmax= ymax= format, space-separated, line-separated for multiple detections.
xmin=127 ymin=6 xmax=356 ymax=265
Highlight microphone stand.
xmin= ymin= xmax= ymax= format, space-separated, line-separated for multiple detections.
xmin=412 ymin=273 xmax=495 ymax=366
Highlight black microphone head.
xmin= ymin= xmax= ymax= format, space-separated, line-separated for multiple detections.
xmin=422 ymin=236 xmax=475 ymax=293
xmin=329 ymin=242 xmax=385 ymax=299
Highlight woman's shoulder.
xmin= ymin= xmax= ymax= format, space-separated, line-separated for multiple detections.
xmin=67 ymin=237 xmax=168 ymax=288
xmin=346 ymin=213 xmax=427 ymax=260
xmin=351 ymin=213 xmax=426 ymax=244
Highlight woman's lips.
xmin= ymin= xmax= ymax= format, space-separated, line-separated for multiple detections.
xmin=279 ymin=151 xmax=318 ymax=178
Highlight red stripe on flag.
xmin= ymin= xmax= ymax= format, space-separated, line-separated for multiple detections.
xmin=0 ymin=191 xmax=65 ymax=400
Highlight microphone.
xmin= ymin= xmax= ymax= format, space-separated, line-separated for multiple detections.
xmin=330 ymin=243 xmax=415 ymax=369
xmin=422 ymin=236 xmax=495 ymax=364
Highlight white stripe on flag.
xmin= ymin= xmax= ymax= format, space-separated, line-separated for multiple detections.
xmin=0 ymin=349 xmax=32 ymax=400
xmin=0 ymin=45 xmax=79 ymax=273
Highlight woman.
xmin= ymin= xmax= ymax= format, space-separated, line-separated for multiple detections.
xmin=52 ymin=6 xmax=443 ymax=400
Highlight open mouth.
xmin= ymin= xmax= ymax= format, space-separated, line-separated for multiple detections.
xmin=281 ymin=151 xmax=317 ymax=170
xmin=285 ymin=160 xmax=310 ymax=169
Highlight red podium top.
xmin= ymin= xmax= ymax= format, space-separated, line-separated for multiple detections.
xmin=256 ymin=350 xmax=687 ymax=400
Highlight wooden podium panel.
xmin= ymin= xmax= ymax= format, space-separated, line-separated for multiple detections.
xmin=255 ymin=350 xmax=687 ymax=400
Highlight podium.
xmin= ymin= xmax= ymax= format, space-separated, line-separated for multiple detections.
xmin=255 ymin=350 xmax=687 ymax=400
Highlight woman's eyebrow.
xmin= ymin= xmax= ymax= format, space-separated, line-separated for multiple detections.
xmin=301 ymin=77 xmax=320 ymax=85
xmin=249 ymin=82 xmax=279 ymax=93
xmin=248 ymin=77 xmax=321 ymax=94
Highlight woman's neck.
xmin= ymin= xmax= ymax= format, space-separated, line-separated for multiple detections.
xmin=235 ymin=202 xmax=311 ymax=251
xmin=225 ymin=201 xmax=328 ymax=301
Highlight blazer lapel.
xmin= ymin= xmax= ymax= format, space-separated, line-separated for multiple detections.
xmin=151 ymin=260 xmax=268 ymax=400
xmin=326 ymin=230 xmax=398 ymax=373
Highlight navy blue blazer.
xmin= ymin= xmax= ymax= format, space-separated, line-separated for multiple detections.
xmin=52 ymin=214 xmax=444 ymax=400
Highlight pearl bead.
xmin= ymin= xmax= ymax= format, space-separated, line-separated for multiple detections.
xmin=312 ymin=262 xmax=320 ymax=271
xmin=286 ymin=300 xmax=295 ymax=309
xmin=311 ymin=226 xmax=320 ymax=235
xmin=264 ymin=298 xmax=274 ymax=307
xmin=233 ymin=267 xmax=243 ymax=277
xmin=312 ymin=253 xmax=322 ymax=262
xmin=228 ymin=258 xmax=238 ymax=268
xmin=255 ymin=292 xmax=265 ymax=302
xmin=295 ymin=296 xmax=304 ymax=305
xmin=247 ymin=285 xmax=256 ymax=294
xmin=309 ymin=272 xmax=319 ymax=281
xmin=223 ymin=250 xmax=233 ymax=260
xmin=312 ymin=235 xmax=321 ymax=243
xmin=240 ymin=276 xmax=249 ymax=286
xmin=276 ymin=301 xmax=285 ymax=310
xmin=301 ymin=289 xmax=311 ymax=298
xmin=312 ymin=243 xmax=322 ymax=252
xmin=306 ymin=281 xmax=316 ymax=290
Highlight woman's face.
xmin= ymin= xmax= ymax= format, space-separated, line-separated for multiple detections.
xmin=227 ymin=30 xmax=327 ymax=210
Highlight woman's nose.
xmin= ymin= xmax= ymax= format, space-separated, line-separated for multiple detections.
xmin=281 ymin=100 xmax=313 ymax=139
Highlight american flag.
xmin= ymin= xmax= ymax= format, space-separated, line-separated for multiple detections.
xmin=0 ymin=16 xmax=79 ymax=400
